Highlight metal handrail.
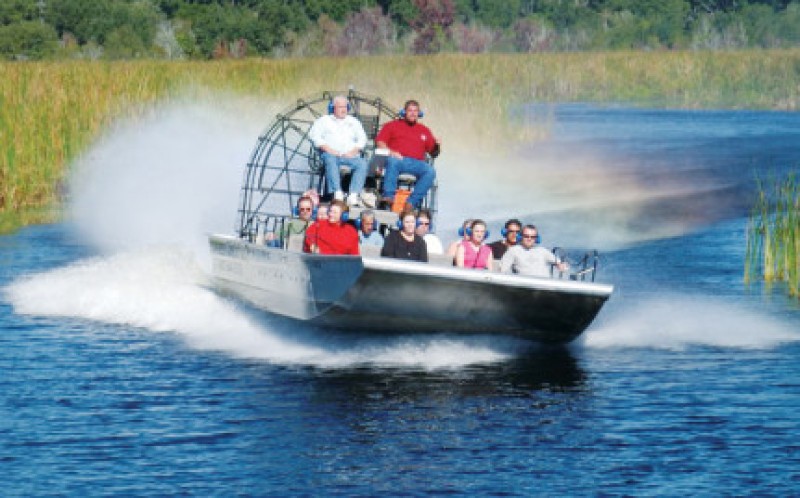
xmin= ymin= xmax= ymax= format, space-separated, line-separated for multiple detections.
xmin=551 ymin=247 xmax=599 ymax=282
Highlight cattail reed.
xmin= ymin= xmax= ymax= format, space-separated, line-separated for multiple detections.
xmin=2 ymin=51 xmax=800 ymax=233
xmin=746 ymin=172 xmax=800 ymax=297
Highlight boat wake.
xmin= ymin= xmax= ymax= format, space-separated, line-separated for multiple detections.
xmin=5 ymin=247 xmax=797 ymax=370
xmin=4 ymin=248 xmax=530 ymax=370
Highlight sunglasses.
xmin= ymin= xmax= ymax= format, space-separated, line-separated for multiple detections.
xmin=506 ymin=229 xmax=520 ymax=233
xmin=419 ymin=221 xmax=430 ymax=226
xmin=299 ymin=207 xmax=312 ymax=212
xmin=522 ymin=234 xmax=537 ymax=239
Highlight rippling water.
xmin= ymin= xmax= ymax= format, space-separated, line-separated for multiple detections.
xmin=3 ymin=105 xmax=800 ymax=495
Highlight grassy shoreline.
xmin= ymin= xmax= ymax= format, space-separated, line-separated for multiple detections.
xmin=2 ymin=50 xmax=800 ymax=233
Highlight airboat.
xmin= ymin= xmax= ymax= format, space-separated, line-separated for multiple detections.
xmin=209 ymin=90 xmax=613 ymax=344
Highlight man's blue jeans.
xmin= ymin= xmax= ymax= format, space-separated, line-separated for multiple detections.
xmin=321 ymin=152 xmax=367 ymax=195
xmin=382 ymin=157 xmax=436 ymax=207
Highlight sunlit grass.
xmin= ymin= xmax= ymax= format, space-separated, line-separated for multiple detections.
xmin=2 ymin=50 xmax=800 ymax=233
xmin=746 ymin=172 xmax=800 ymax=297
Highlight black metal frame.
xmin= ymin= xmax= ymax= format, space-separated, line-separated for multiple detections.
xmin=552 ymin=247 xmax=599 ymax=282
xmin=236 ymin=89 xmax=439 ymax=244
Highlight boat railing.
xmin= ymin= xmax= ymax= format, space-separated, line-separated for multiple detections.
xmin=552 ymin=247 xmax=600 ymax=282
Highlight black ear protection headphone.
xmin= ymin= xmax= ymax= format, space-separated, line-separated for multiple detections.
xmin=328 ymin=100 xmax=352 ymax=114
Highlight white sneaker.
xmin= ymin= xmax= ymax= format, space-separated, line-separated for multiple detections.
xmin=346 ymin=193 xmax=362 ymax=207
xmin=334 ymin=191 xmax=345 ymax=201
xmin=360 ymin=191 xmax=376 ymax=208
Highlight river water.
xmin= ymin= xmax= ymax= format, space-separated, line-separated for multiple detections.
xmin=2 ymin=104 xmax=799 ymax=495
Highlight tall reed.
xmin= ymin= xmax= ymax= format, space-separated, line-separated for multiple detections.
xmin=745 ymin=172 xmax=800 ymax=297
xmin=2 ymin=50 xmax=800 ymax=233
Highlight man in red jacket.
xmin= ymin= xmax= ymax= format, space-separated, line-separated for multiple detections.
xmin=305 ymin=200 xmax=359 ymax=255
xmin=376 ymin=100 xmax=441 ymax=209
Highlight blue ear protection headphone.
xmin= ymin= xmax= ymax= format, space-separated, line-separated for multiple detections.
xmin=501 ymin=227 xmax=523 ymax=243
xmin=341 ymin=211 xmax=349 ymax=222
xmin=328 ymin=100 xmax=352 ymax=114
xmin=396 ymin=217 xmax=422 ymax=230
xmin=355 ymin=217 xmax=375 ymax=230
xmin=398 ymin=108 xmax=424 ymax=118
xmin=293 ymin=205 xmax=317 ymax=217
xmin=458 ymin=226 xmax=490 ymax=239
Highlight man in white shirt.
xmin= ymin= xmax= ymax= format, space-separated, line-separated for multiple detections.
xmin=415 ymin=208 xmax=443 ymax=254
xmin=501 ymin=225 xmax=567 ymax=277
xmin=308 ymin=95 xmax=371 ymax=207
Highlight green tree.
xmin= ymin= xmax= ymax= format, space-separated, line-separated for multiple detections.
xmin=0 ymin=20 xmax=58 ymax=59
xmin=45 ymin=0 xmax=159 ymax=47
xmin=376 ymin=0 xmax=418 ymax=33
xmin=531 ymin=0 xmax=600 ymax=31
xmin=473 ymin=0 xmax=521 ymax=28
xmin=0 ymin=0 xmax=40 ymax=24
xmin=772 ymin=2 xmax=800 ymax=45
xmin=594 ymin=0 xmax=690 ymax=48
xmin=104 ymin=24 xmax=148 ymax=58
xmin=256 ymin=0 xmax=311 ymax=47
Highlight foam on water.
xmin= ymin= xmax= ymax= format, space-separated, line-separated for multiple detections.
xmin=4 ymin=248 xmax=522 ymax=369
xmin=582 ymin=294 xmax=799 ymax=350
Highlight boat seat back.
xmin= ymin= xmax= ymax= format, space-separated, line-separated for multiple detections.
xmin=357 ymin=114 xmax=380 ymax=140
xmin=428 ymin=253 xmax=456 ymax=267
xmin=359 ymin=244 xmax=382 ymax=258
xmin=286 ymin=231 xmax=305 ymax=253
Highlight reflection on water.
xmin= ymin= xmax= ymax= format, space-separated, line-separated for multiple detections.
xmin=305 ymin=346 xmax=586 ymax=408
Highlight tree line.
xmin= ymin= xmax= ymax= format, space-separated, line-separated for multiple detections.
xmin=2 ymin=0 xmax=800 ymax=60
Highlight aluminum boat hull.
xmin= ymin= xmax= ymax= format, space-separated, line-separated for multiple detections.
xmin=209 ymin=234 xmax=612 ymax=344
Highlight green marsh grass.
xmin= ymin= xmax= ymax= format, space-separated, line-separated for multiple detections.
xmin=746 ymin=172 xmax=800 ymax=297
xmin=2 ymin=50 xmax=800 ymax=233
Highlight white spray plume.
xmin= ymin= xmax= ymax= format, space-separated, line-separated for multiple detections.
xmin=68 ymin=99 xmax=266 ymax=264
xmin=582 ymin=294 xmax=798 ymax=350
